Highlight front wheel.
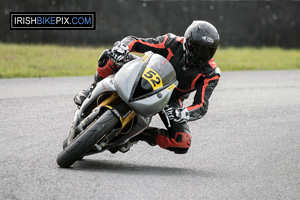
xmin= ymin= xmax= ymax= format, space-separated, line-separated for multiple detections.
xmin=57 ymin=110 xmax=119 ymax=168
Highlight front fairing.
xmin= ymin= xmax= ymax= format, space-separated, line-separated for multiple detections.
xmin=76 ymin=75 xmax=116 ymax=121
xmin=114 ymin=52 xmax=178 ymax=117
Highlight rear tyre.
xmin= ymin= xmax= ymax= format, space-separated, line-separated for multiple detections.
xmin=56 ymin=110 xmax=119 ymax=168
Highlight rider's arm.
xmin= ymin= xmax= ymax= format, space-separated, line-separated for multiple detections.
xmin=121 ymin=34 xmax=171 ymax=56
xmin=187 ymin=62 xmax=221 ymax=121
xmin=96 ymin=49 xmax=121 ymax=79
xmin=96 ymin=34 xmax=173 ymax=79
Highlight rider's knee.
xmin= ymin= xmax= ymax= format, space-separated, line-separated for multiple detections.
xmin=156 ymin=132 xmax=192 ymax=154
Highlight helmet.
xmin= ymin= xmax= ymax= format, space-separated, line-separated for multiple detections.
xmin=184 ymin=20 xmax=220 ymax=68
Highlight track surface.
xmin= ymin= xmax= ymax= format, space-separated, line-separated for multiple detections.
xmin=0 ymin=70 xmax=299 ymax=200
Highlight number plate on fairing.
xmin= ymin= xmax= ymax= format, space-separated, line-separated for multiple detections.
xmin=142 ymin=68 xmax=163 ymax=90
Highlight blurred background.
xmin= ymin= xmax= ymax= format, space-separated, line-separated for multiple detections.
xmin=1 ymin=0 xmax=299 ymax=48
xmin=0 ymin=0 xmax=299 ymax=78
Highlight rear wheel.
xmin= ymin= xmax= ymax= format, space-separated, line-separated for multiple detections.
xmin=57 ymin=110 xmax=119 ymax=168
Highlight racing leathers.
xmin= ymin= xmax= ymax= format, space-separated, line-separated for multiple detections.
xmin=96 ymin=33 xmax=221 ymax=154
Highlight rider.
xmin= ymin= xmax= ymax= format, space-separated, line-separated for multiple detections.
xmin=74 ymin=20 xmax=221 ymax=154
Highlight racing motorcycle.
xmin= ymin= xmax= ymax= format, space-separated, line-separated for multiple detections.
xmin=56 ymin=51 xmax=178 ymax=168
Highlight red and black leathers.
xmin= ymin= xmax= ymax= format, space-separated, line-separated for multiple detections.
xmin=96 ymin=33 xmax=221 ymax=154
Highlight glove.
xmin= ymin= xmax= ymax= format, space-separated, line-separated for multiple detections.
xmin=108 ymin=41 xmax=129 ymax=66
xmin=165 ymin=107 xmax=190 ymax=123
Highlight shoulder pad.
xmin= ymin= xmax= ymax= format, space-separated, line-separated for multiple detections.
xmin=167 ymin=33 xmax=177 ymax=38
xmin=165 ymin=33 xmax=184 ymax=48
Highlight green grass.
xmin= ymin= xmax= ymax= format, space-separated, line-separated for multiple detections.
xmin=0 ymin=43 xmax=299 ymax=78
xmin=0 ymin=43 xmax=106 ymax=78
xmin=215 ymin=47 xmax=300 ymax=71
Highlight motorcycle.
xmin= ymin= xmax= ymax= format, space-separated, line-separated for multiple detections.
xmin=56 ymin=51 xmax=178 ymax=168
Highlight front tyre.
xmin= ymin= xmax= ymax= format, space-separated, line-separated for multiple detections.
xmin=57 ymin=110 xmax=119 ymax=168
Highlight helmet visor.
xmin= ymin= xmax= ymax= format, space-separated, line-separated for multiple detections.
xmin=187 ymin=41 xmax=217 ymax=64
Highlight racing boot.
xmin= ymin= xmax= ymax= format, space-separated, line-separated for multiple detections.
xmin=73 ymin=72 xmax=103 ymax=106
xmin=118 ymin=127 xmax=161 ymax=153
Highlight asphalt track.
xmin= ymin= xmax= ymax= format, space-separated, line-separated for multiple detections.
xmin=0 ymin=70 xmax=299 ymax=200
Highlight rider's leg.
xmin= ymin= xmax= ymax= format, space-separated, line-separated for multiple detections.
xmin=73 ymin=72 xmax=103 ymax=106
xmin=118 ymin=127 xmax=160 ymax=153
xmin=155 ymin=121 xmax=192 ymax=154
xmin=118 ymin=125 xmax=191 ymax=154
xmin=118 ymin=98 xmax=192 ymax=154
xmin=155 ymin=98 xmax=192 ymax=154
xmin=73 ymin=49 xmax=116 ymax=106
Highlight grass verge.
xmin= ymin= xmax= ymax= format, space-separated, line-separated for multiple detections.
xmin=0 ymin=43 xmax=299 ymax=78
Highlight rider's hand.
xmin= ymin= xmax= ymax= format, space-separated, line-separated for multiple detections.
xmin=108 ymin=41 xmax=129 ymax=66
xmin=165 ymin=107 xmax=190 ymax=123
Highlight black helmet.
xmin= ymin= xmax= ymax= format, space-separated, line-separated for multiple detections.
xmin=184 ymin=20 xmax=220 ymax=68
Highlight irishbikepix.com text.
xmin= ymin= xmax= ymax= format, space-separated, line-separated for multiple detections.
xmin=10 ymin=12 xmax=96 ymax=30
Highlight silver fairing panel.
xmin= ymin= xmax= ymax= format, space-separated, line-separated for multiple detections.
xmin=80 ymin=75 xmax=116 ymax=114
xmin=114 ymin=52 xmax=177 ymax=117
xmin=114 ymin=58 xmax=143 ymax=103
xmin=127 ymin=84 xmax=177 ymax=117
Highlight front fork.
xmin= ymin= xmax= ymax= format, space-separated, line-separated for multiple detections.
xmin=67 ymin=92 xmax=150 ymax=149
xmin=95 ymin=93 xmax=152 ymax=150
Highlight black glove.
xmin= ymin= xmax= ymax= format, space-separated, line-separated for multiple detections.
xmin=108 ymin=41 xmax=129 ymax=66
xmin=165 ymin=107 xmax=190 ymax=123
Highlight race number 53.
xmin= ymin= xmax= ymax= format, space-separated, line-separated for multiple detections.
xmin=142 ymin=68 xmax=163 ymax=90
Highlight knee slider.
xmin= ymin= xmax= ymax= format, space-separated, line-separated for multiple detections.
xmin=167 ymin=147 xmax=189 ymax=154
